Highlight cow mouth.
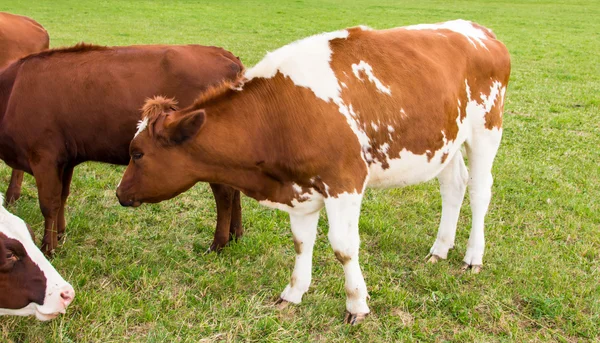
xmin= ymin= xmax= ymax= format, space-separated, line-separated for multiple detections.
xmin=35 ymin=308 xmax=65 ymax=321
xmin=118 ymin=197 xmax=143 ymax=207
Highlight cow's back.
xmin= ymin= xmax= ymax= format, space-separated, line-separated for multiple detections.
xmin=0 ymin=12 xmax=49 ymax=69
xmin=240 ymin=20 xmax=509 ymax=192
xmin=327 ymin=22 xmax=510 ymax=186
xmin=0 ymin=44 xmax=242 ymax=171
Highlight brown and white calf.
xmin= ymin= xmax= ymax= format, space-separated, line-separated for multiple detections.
xmin=0 ymin=196 xmax=74 ymax=320
xmin=117 ymin=20 xmax=510 ymax=324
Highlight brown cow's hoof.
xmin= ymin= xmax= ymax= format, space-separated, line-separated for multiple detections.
xmin=344 ymin=311 xmax=368 ymax=325
xmin=206 ymin=241 xmax=226 ymax=254
xmin=460 ymin=263 xmax=482 ymax=274
xmin=426 ymin=253 xmax=443 ymax=264
xmin=274 ymin=298 xmax=290 ymax=310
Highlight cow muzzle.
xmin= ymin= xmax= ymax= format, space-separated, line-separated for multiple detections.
xmin=35 ymin=284 xmax=75 ymax=321
xmin=116 ymin=189 xmax=141 ymax=207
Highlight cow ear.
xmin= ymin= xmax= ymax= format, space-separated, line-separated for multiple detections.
xmin=164 ymin=109 xmax=206 ymax=145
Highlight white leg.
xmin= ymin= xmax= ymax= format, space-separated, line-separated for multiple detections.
xmin=464 ymin=130 xmax=502 ymax=270
xmin=325 ymin=192 xmax=369 ymax=324
xmin=279 ymin=210 xmax=320 ymax=305
xmin=428 ymin=150 xmax=468 ymax=262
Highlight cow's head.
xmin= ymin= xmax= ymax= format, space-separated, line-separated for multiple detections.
xmin=116 ymin=96 xmax=207 ymax=207
xmin=0 ymin=199 xmax=75 ymax=320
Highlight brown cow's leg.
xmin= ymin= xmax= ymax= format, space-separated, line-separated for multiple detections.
xmin=208 ymin=183 xmax=235 ymax=252
xmin=32 ymin=162 xmax=64 ymax=256
xmin=5 ymin=169 xmax=25 ymax=205
xmin=57 ymin=166 xmax=74 ymax=241
xmin=229 ymin=190 xmax=243 ymax=240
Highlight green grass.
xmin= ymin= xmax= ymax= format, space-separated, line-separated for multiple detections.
xmin=1 ymin=0 xmax=599 ymax=342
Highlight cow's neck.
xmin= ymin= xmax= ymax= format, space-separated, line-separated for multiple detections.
xmin=190 ymin=78 xmax=301 ymax=203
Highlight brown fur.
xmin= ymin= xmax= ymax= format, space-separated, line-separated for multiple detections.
xmin=15 ymin=43 xmax=109 ymax=65
xmin=0 ymin=43 xmax=245 ymax=254
xmin=0 ymin=12 xmax=49 ymax=70
xmin=0 ymin=233 xmax=46 ymax=309
xmin=191 ymin=76 xmax=247 ymax=109
xmin=118 ymin=23 xmax=510 ymax=205
xmin=334 ymin=251 xmax=352 ymax=265
xmin=141 ymin=96 xmax=179 ymax=138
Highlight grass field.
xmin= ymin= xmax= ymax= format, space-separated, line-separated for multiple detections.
xmin=1 ymin=0 xmax=599 ymax=342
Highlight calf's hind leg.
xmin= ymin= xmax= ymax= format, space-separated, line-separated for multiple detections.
xmin=427 ymin=150 xmax=468 ymax=263
xmin=462 ymin=128 xmax=502 ymax=273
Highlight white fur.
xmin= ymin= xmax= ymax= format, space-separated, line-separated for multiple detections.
xmin=134 ymin=117 xmax=149 ymax=138
xmin=405 ymin=19 xmax=490 ymax=50
xmin=429 ymin=151 xmax=468 ymax=259
xmin=259 ymin=188 xmax=324 ymax=216
xmin=351 ymin=60 xmax=392 ymax=95
xmin=335 ymin=99 xmax=371 ymax=149
xmin=325 ymin=192 xmax=370 ymax=315
xmin=245 ymin=30 xmax=349 ymax=102
xmin=280 ymin=211 xmax=320 ymax=303
xmin=245 ymin=29 xmax=376 ymax=153
xmin=0 ymin=197 xmax=74 ymax=320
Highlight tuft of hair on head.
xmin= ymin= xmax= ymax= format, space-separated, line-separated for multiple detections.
xmin=141 ymin=96 xmax=178 ymax=120
xmin=137 ymin=96 xmax=179 ymax=137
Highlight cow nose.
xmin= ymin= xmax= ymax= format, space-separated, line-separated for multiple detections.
xmin=59 ymin=286 xmax=75 ymax=307
xmin=118 ymin=197 xmax=134 ymax=207
xmin=116 ymin=190 xmax=132 ymax=207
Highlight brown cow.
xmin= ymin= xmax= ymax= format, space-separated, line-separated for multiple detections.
xmin=116 ymin=20 xmax=511 ymax=324
xmin=0 ymin=12 xmax=49 ymax=70
xmin=0 ymin=12 xmax=49 ymax=202
xmin=0 ymin=43 xmax=244 ymax=255
xmin=0 ymin=195 xmax=74 ymax=320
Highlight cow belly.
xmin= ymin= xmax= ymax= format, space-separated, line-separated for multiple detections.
xmin=366 ymin=145 xmax=461 ymax=189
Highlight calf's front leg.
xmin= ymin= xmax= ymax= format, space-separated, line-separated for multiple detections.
xmin=325 ymin=193 xmax=369 ymax=325
xmin=276 ymin=210 xmax=320 ymax=308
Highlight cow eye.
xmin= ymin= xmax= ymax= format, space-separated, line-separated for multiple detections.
xmin=132 ymin=152 xmax=144 ymax=161
xmin=5 ymin=251 xmax=18 ymax=262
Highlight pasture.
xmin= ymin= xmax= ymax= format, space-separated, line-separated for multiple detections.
xmin=1 ymin=0 xmax=598 ymax=341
